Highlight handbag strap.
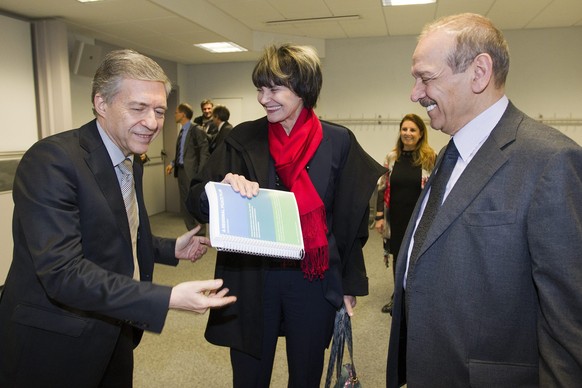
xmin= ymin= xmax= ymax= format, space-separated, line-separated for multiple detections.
xmin=324 ymin=305 xmax=358 ymax=388
xmin=344 ymin=309 xmax=357 ymax=378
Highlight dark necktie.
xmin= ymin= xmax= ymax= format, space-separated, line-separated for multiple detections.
xmin=118 ymin=158 xmax=140 ymax=279
xmin=175 ymin=127 xmax=184 ymax=165
xmin=409 ymin=140 xmax=459 ymax=267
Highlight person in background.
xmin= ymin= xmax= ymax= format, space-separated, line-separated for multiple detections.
xmin=0 ymin=49 xmax=236 ymax=387
xmin=386 ymin=13 xmax=582 ymax=387
xmin=375 ymin=113 xmax=435 ymax=315
xmin=194 ymin=98 xmax=217 ymax=134
xmin=187 ymin=43 xmax=385 ymax=388
xmin=208 ymin=104 xmax=233 ymax=153
xmin=166 ymin=103 xmax=209 ymax=234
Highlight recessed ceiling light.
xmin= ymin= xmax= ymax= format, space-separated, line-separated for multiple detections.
xmin=382 ymin=0 xmax=436 ymax=6
xmin=194 ymin=42 xmax=248 ymax=53
xmin=77 ymin=0 xmax=104 ymax=3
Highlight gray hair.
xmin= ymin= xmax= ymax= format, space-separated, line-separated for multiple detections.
xmin=91 ymin=49 xmax=172 ymax=113
xmin=420 ymin=13 xmax=510 ymax=88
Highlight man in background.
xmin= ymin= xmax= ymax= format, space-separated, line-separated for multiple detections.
xmin=386 ymin=13 xmax=582 ymax=387
xmin=208 ymin=104 xmax=233 ymax=153
xmin=0 ymin=49 xmax=236 ymax=387
xmin=193 ymin=98 xmax=217 ymax=134
xmin=166 ymin=103 xmax=209 ymax=234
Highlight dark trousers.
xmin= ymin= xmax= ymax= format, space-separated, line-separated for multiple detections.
xmin=231 ymin=268 xmax=336 ymax=388
xmin=99 ymin=324 xmax=134 ymax=388
xmin=177 ymin=167 xmax=205 ymax=234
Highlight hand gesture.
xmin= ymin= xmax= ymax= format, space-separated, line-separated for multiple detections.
xmin=175 ymin=225 xmax=211 ymax=262
xmin=169 ymin=279 xmax=236 ymax=314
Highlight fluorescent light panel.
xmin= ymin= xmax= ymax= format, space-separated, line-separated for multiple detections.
xmin=194 ymin=42 xmax=247 ymax=53
xmin=382 ymin=0 xmax=436 ymax=5
xmin=77 ymin=0 xmax=104 ymax=3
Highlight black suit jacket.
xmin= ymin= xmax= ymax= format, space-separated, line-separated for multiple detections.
xmin=0 ymin=120 xmax=178 ymax=386
xmin=208 ymin=121 xmax=233 ymax=154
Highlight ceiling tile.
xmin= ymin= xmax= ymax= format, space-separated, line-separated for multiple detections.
xmin=526 ymin=0 xmax=582 ymax=28
xmin=0 ymin=0 xmax=580 ymax=64
xmin=487 ymin=0 xmax=552 ymax=30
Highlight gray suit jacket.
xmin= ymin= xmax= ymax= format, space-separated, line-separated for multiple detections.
xmin=386 ymin=102 xmax=582 ymax=387
xmin=174 ymin=122 xmax=210 ymax=180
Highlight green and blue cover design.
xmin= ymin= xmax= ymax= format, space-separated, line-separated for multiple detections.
xmin=205 ymin=182 xmax=304 ymax=259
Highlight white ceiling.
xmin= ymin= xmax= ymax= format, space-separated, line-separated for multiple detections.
xmin=1 ymin=0 xmax=581 ymax=64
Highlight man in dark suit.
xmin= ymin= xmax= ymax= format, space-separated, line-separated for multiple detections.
xmin=0 ymin=49 xmax=236 ymax=387
xmin=386 ymin=13 xmax=582 ymax=387
xmin=208 ymin=104 xmax=233 ymax=153
xmin=166 ymin=103 xmax=209 ymax=233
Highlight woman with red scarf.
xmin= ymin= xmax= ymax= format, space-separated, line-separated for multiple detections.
xmin=187 ymin=44 xmax=385 ymax=387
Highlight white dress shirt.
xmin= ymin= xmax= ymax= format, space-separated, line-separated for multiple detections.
xmin=403 ymin=96 xmax=509 ymax=288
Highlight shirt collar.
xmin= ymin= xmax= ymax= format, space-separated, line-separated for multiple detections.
xmin=96 ymin=121 xmax=134 ymax=167
xmin=453 ymin=95 xmax=509 ymax=162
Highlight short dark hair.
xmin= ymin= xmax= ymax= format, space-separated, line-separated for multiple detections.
xmin=252 ymin=44 xmax=322 ymax=109
xmin=177 ymin=103 xmax=194 ymax=120
xmin=212 ymin=105 xmax=230 ymax=122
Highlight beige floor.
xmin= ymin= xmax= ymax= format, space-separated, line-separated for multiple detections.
xmin=134 ymin=212 xmax=393 ymax=387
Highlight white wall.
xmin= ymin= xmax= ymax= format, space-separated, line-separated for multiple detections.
xmin=0 ymin=15 xmax=38 ymax=152
xmin=187 ymin=61 xmax=265 ymax=125
xmin=186 ymin=26 xmax=582 ymax=162
xmin=0 ymin=14 xmax=38 ymax=285
xmin=67 ymin=26 xmax=582 ymax=162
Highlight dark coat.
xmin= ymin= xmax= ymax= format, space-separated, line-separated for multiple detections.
xmin=208 ymin=121 xmax=233 ymax=154
xmin=188 ymin=116 xmax=385 ymax=357
xmin=0 ymin=120 xmax=178 ymax=387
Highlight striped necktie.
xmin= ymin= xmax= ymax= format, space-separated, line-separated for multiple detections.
xmin=118 ymin=158 xmax=140 ymax=280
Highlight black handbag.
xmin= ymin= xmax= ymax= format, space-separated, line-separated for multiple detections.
xmin=324 ymin=305 xmax=362 ymax=388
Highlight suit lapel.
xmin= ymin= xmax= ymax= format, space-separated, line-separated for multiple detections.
xmin=80 ymin=121 xmax=132 ymax=246
xmin=415 ymin=102 xmax=522 ymax=261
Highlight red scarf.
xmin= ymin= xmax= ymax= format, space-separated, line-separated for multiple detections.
xmin=268 ymin=108 xmax=328 ymax=279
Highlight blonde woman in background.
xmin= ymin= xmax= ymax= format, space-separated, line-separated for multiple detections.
xmin=375 ymin=113 xmax=436 ymax=314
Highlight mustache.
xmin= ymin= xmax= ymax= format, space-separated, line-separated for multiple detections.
xmin=419 ymin=98 xmax=436 ymax=108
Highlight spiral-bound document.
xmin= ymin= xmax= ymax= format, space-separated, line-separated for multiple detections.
xmin=205 ymin=182 xmax=305 ymax=260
